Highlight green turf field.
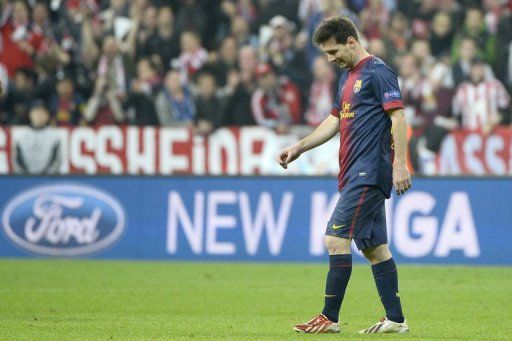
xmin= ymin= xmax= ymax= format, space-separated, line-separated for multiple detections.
xmin=0 ymin=259 xmax=511 ymax=340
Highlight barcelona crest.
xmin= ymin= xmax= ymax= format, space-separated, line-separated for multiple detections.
xmin=353 ymin=80 xmax=362 ymax=93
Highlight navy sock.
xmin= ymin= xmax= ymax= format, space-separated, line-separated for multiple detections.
xmin=371 ymin=258 xmax=405 ymax=323
xmin=321 ymin=254 xmax=352 ymax=323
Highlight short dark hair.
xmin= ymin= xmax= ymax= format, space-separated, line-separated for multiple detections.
xmin=312 ymin=16 xmax=359 ymax=46
xmin=30 ymin=99 xmax=48 ymax=112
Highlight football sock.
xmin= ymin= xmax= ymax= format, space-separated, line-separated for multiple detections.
xmin=371 ymin=257 xmax=405 ymax=323
xmin=322 ymin=254 xmax=352 ymax=323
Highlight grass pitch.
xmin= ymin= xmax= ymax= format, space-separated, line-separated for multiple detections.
xmin=0 ymin=259 xmax=511 ymax=340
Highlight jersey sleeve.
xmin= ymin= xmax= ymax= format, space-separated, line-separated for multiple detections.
xmin=371 ymin=64 xmax=404 ymax=112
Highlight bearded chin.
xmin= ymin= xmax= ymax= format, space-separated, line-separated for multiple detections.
xmin=337 ymin=62 xmax=347 ymax=69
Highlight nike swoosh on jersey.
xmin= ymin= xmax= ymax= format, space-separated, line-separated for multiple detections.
xmin=332 ymin=224 xmax=347 ymax=230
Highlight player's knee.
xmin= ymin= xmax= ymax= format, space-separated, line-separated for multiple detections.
xmin=362 ymin=244 xmax=392 ymax=264
xmin=324 ymin=235 xmax=351 ymax=255
xmin=362 ymin=247 xmax=375 ymax=260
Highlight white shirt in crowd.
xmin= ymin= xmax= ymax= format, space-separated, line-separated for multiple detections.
xmin=13 ymin=126 xmax=61 ymax=174
xmin=452 ymin=78 xmax=511 ymax=130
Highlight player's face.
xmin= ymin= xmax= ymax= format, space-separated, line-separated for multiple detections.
xmin=320 ymin=36 xmax=356 ymax=69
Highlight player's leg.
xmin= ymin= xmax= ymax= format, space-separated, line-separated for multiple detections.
xmin=319 ymin=185 xmax=377 ymax=326
xmin=322 ymin=235 xmax=352 ymax=323
xmin=362 ymin=244 xmax=405 ymax=324
xmin=362 ymin=243 xmax=392 ymax=265
xmin=294 ymin=186 xmax=367 ymax=333
xmin=293 ymin=236 xmax=350 ymax=333
xmin=355 ymin=202 xmax=409 ymax=333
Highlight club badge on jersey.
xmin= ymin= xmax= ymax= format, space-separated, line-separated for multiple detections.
xmin=353 ymin=80 xmax=362 ymax=93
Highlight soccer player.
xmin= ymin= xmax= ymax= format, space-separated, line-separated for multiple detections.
xmin=276 ymin=16 xmax=411 ymax=334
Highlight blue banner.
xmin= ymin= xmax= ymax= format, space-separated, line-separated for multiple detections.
xmin=0 ymin=176 xmax=510 ymax=265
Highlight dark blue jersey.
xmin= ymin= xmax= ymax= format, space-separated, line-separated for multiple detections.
xmin=330 ymin=55 xmax=403 ymax=198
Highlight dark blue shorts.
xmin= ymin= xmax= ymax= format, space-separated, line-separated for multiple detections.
xmin=325 ymin=184 xmax=387 ymax=250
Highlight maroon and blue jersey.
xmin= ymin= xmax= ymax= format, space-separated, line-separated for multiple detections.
xmin=330 ymin=55 xmax=403 ymax=197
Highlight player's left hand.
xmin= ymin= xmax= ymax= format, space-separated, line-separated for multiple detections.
xmin=393 ymin=162 xmax=412 ymax=195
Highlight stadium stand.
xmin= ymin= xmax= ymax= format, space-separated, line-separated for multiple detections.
xmin=0 ymin=0 xmax=511 ymax=176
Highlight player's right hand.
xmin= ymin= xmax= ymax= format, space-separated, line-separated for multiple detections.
xmin=276 ymin=145 xmax=302 ymax=169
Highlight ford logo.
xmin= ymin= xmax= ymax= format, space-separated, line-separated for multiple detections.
xmin=2 ymin=184 xmax=125 ymax=256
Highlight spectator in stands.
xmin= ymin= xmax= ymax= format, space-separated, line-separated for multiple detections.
xmin=77 ymin=1 xmax=101 ymax=69
xmin=230 ymin=15 xmax=258 ymax=47
xmin=360 ymin=0 xmax=390 ymax=40
xmin=410 ymin=39 xmax=435 ymax=76
xmin=250 ymin=63 xmax=302 ymax=133
xmin=143 ymin=6 xmax=180 ymax=72
xmin=13 ymin=102 xmax=61 ymax=174
xmin=298 ymin=0 xmax=322 ymax=26
xmin=214 ymin=0 xmax=238 ymax=45
xmin=304 ymin=55 xmax=335 ymax=126
xmin=98 ymin=0 xmax=130 ymax=34
xmin=83 ymin=74 xmax=125 ymax=126
xmin=32 ymin=52 xmax=61 ymax=104
xmin=265 ymin=15 xmax=310 ymax=91
xmin=419 ymin=54 xmax=459 ymax=174
xmin=383 ymin=11 xmax=410 ymax=61
xmin=235 ymin=0 xmax=258 ymax=24
xmin=398 ymin=54 xmax=425 ymax=130
xmin=49 ymin=77 xmax=85 ymax=126
xmin=175 ymin=0 xmax=208 ymax=44
xmin=132 ymin=58 xmax=161 ymax=93
xmin=0 ymin=1 xmax=43 ymax=77
xmin=251 ymin=0 xmax=299 ymax=36
xmin=120 ymin=1 xmax=148 ymax=59
xmin=429 ymin=11 xmax=455 ymax=58
xmin=1 ymin=68 xmax=36 ymax=125
xmin=178 ymin=30 xmax=209 ymax=83
xmin=124 ymin=58 xmax=160 ymax=126
xmin=426 ymin=54 xmax=457 ymax=128
xmin=194 ymin=72 xmax=222 ymax=135
xmin=55 ymin=0 xmax=89 ymax=56
xmin=496 ymin=6 xmax=512 ymax=96
xmin=400 ymin=52 xmax=456 ymax=158
xmin=96 ymin=36 xmax=129 ymax=100
xmin=141 ymin=4 xmax=159 ymax=43
xmin=452 ymin=37 xmax=477 ymax=86
xmin=266 ymin=15 xmax=296 ymax=62
xmin=40 ymin=3 xmax=93 ymax=98
xmin=33 ymin=38 xmax=75 ymax=101
xmin=221 ymin=45 xmax=257 ymax=126
xmin=398 ymin=54 xmax=426 ymax=172
xmin=437 ymin=0 xmax=464 ymax=27
xmin=155 ymin=68 xmax=196 ymax=127
xmin=31 ymin=2 xmax=53 ymax=53
xmin=408 ymin=0 xmax=437 ymax=40
xmin=453 ymin=57 xmax=511 ymax=134
xmin=452 ymin=37 xmax=494 ymax=86
xmin=451 ymin=7 xmax=496 ymax=65
xmin=121 ymin=2 xmax=152 ymax=61
xmin=483 ymin=0 xmax=502 ymax=35
xmin=208 ymin=36 xmax=238 ymax=87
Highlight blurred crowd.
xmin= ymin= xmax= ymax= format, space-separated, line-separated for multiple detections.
xmin=1 ymin=0 xmax=512 ymax=173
